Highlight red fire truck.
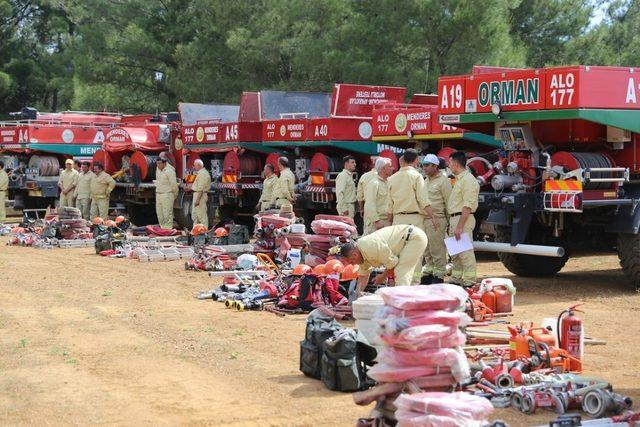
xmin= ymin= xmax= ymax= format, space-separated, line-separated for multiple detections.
xmin=0 ymin=108 xmax=123 ymax=210
xmin=437 ymin=65 xmax=640 ymax=288
xmin=179 ymin=84 xmax=409 ymax=227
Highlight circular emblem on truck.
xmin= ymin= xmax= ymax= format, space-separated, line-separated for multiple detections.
xmin=394 ymin=113 xmax=407 ymax=133
xmin=196 ymin=127 xmax=205 ymax=142
xmin=280 ymin=125 xmax=286 ymax=137
xmin=174 ymin=137 xmax=184 ymax=150
xmin=358 ymin=121 xmax=372 ymax=139
xmin=62 ymin=129 xmax=75 ymax=143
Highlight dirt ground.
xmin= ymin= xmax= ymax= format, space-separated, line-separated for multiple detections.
xmin=1 ymin=239 xmax=638 ymax=427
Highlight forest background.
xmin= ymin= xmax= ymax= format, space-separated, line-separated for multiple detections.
xmin=0 ymin=0 xmax=636 ymax=114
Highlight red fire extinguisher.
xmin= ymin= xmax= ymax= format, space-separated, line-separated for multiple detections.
xmin=557 ymin=304 xmax=584 ymax=371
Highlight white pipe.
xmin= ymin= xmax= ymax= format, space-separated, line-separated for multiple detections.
xmin=473 ymin=241 xmax=565 ymax=257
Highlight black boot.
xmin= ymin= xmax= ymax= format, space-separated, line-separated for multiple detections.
xmin=420 ymin=274 xmax=434 ymax=285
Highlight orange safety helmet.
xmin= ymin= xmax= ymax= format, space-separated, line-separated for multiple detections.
xmin=92 ymin=217 xmax=104 ymax=225
xmin=341 ymin=264 xmax=360 ymax=281
xmin=104 ymin=220 xmax=116 ymax=228
xmin=324 ymin=259 xmax=345 ymax=275
xmin=292 ymin=264 xmax=312 ymax=276
xmin=191 ymin=223 xmax=207 ymax=236
xmin=312 ymin=264 xmax=326 ymax=276
xmin=214 ymin=227 xmax=229 ymax=237
xmin=115 ymin=215 xmax=126 ymax=224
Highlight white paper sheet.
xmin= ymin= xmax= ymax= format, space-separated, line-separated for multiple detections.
xmin=444 ymin=232 xmax=473 ymax=256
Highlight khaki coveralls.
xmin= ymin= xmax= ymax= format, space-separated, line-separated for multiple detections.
xmin=388 ymin=166 xmax=432 ymax=282
xmin=356 ymin=225 xmax=429 ymax=287
xmin=363 ymin=174 xmax=390 ymax=235
xmin=155 ymin=164 xmax=179 ymax=229
xmin=447 ymin=170 xmax=480 ymax=285
xmin=258 ymin=174 xmax=277 ymax=210
xmin=273 ymin=168 xmax=296 ymax=208
xmin=75 ymin=171 xmax=95 ymax=220
xmin=356 ymin=169 xmax=377 ymax=222
xmin=0 ymin=169 xmax=8 ymax=222
xmin=58 ymin=169 xmax=79 ymax=208
xmin=191 ymin=168 xmax=212 ymax=228
xmin=335 ymin=168 xmax=357 ymax=219
xmin=90 ymin=171 xmax=115 ymax=219
xmin=424 ymin=172 xmax=452 ymax=280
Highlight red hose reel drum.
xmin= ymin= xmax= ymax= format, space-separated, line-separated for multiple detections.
xmin=130 ymin=151 xmax=159 ymax=181
xmin=265 ymin=152 xmax=281 ymax=174
xmin=551 ymin=151 xmax=615 ymax=189
xmin=223 ymin=150 xmax=262 ymax=176
xmin=92 ymin=149 xmax=123 ymax=174
xmin=310 ymin=153 xmax=341 ymax=174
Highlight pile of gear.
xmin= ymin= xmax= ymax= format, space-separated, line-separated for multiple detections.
xmin=196 ymin=255 xmax=359 ymax=317
xmin=350 ymin=284 xmax=496 ymax=426
xmin=6 ymin=207 xmax=95 ymax=248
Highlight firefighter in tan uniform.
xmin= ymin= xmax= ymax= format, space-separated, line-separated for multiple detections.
xmin=58 ymin=159 xmax=79 ymax=208
xmin=363 ymin=157 xmax=392 ymax=235
xmin=256 ymin=163 xmax=277 ymax=211
xmin=191 ymin=159 xmax=211 ymax=228
xmin=75 ymin=161 xmax=95 ymax=220
xmin=337 ymin=225 xmax=428 ymax=294
xmin=335 ymin=155 xmax=357 ymax=218
xmin=447 ymin=151 xmax=480 ymax=286
xmin=273 ymin=157 xmax=296 ymax=208
xmin=154 ymin=157 xmax=179 ymax=229
xmin=356 ymin=167 xmax=376 ymax=217
xmin=387 ymin=149 xmax=438 ymax=283
xmin=0 ymin=161 xmax=8 ymax=222
xmin=90 ymin=162 xmax=115 ymax=219
xmin=421 ymin=154 xmax=452 ymax=284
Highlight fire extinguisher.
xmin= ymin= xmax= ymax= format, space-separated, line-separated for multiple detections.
xmin=557 ymin=304 xmax=584 ymax=371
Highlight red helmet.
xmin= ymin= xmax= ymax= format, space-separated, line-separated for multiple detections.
xmin=92 ymin=217 xmax=104 ymax=225
xmin=341 ymin=264 xmax=360 ymax=281
xmin=191 ymin=224 xmax=207 ymax=236
xmin=292 ymin=264 xmax=312 ymax=276
xmin=313 ymin=264 xmax=326 ymax=276
xmin=115 ymin=215 xmax=126 ymax=224
xmin=214 ymin=227 xmax=229 ymax=237
xmin=104 ymin=220 xmax=116 ymax=228
xmin=324 ymin=259 xmax=345 ymax=275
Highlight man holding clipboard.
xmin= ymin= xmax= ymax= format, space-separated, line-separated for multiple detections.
xmin=446 ymin=151 xmax=480 ymax=286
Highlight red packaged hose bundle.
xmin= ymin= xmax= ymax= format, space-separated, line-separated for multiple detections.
xmin=376 ymin=348 xmax=470 ymax=382
xmin=368 ymin=365 xmax=452 ymax=383
xmin=377 ymin=284 xmax=468 ymax=311
xmin=310 ymin=219 xmax=358 ymax=237
xmin=394 ymin=392 xmax=493 ymax=426
xmin=374 ymin=308 xmax=471 ymax=335
xmin=379 ymin=325 xmax=466 ymax=351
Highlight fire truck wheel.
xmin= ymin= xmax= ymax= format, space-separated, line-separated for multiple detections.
xmin=126 ymin=204 xmax=158 ymax=227
xmin=174 ymin=194 xmax=193 ymax=230
xmin=616 ymin=233 xmax=640 ymax=290
xmin=495 ymin=225 xmax=568 ymax=277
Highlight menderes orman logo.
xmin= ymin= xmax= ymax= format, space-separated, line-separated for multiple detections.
xmin=394 ymin=113 xmax=407 ymax=133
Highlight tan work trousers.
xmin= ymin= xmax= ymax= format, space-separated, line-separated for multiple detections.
xmin=448 ymin=214 xmax=477 ymax=285
xmin=394 ymin=227 xmax=429 ymax=286
xmin=424 ymin=215 xmax=449 ymax=279
xmin=90 ymin=197 xmax=109 ymax=220
xmin=275 ymin=198 xmax=291 ymax=208
xmin=364 ymin=218 xmax=390 ymax=236
xmin=336 ymin=202 xmax=355 ymax=219
xmin=392 ymin=213 xmax=427 ymax=283
xmin=156 ymin=192 xmax=175 ymax=229
xmin=191 ymin=193 xmax=209 ymax=229
xmin=59 ymin=192 xmax=74 ymax=208
xmin=0 ymin=190 xmax=6 ymax=222
xmin=75 ymin=197 xmax=91 ymax=220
